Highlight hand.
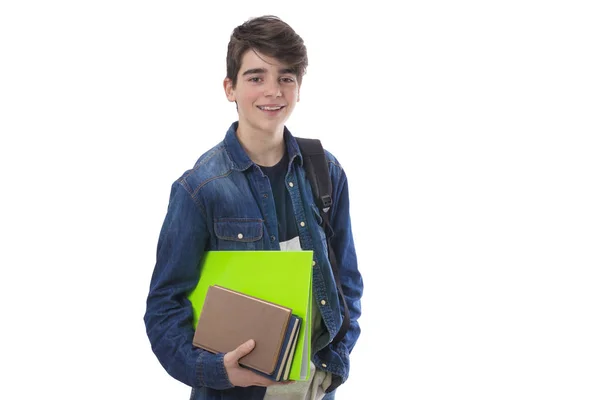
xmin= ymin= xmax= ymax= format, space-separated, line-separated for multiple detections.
xmin=223 ymin=339 xmax=291 ymax=387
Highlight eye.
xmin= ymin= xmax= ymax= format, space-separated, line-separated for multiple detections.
xmin=280 ymin=77 xmax=296 ymax=83
xmin=248 ymin=77 xmax=262 ymax=83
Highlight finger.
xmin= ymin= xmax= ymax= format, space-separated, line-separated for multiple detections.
xmin=231 ymin=339 xmax=255 ymax=361
xmin=234 ymin=366 xmax=275 ymax=387
xmin=254 ymin=378 xmax=276 ymax=387
xmin=250 ymin=373 xmax=278 ymax=387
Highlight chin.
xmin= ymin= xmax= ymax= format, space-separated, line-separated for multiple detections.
xmin=256 ymin=118 xmax=287 ymax=133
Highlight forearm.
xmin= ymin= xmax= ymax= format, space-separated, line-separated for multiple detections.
xmin=331 ymin=170 xmax=363 ymax=353
xmin=334 ymin=227 xmax=363 ymax=354
xmin=145 ymin=289 xmax=232 ymax=389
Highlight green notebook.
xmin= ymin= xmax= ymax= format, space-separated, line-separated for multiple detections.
xmin=187 ymin=250 xmax=314 ymax=381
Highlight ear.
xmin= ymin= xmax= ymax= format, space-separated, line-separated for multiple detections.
xmin=223 ymin=78 xmax=236 ymax=102
xmin=297 ymin=83 xmax=301 ymax=103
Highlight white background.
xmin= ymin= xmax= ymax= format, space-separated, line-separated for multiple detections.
xmin=1 ymin=1 xmax=599 ymax=399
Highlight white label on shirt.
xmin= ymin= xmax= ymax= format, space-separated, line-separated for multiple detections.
xmin=280 ymin=236 xmax=301 ymax=251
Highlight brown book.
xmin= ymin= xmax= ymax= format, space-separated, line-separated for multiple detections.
xmin=192 ymin=285 xmax=292 ymax=375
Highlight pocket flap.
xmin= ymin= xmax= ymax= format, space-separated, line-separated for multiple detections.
xmin=214 ymin=219 xmax=263 ymax=242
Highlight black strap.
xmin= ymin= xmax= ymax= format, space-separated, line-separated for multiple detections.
xmin=296 ymin=138 xmax=350 ymax=345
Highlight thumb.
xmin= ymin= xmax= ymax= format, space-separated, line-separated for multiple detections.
xmin=232 ymin=339 xmax=255 ymax=360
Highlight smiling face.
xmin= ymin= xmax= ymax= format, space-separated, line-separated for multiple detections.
xmin=224 ymin=49 xmax=300 ymax=137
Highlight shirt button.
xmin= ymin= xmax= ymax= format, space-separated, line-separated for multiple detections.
xmin=288 ymin=182 xmax=294 ymax=187
xmin=320 ymin=299 xmax=326 ymax=306
xmin=237 ymin=233 xmax=244 ymax=239
xmin=300 ymin=221 xmax=305 ymax=227
xmin=321 ymin=363 xmax=327 ymax=368
xmin=270 ymin=235 xmax=276 ymax=242
xmin=263 ymin=194 xmax=268 ymax=198
xmin=312 ymin=260 xmax=316 ymax=266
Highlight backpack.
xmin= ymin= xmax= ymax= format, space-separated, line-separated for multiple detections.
xmin=296 ymin=138 xmax=350 ymax=345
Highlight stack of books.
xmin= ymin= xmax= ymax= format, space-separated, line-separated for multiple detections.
xmin=187 ymin=250 xmax=314 ymax=381
xmin=192 ymin=285 xmax=302 ymax=381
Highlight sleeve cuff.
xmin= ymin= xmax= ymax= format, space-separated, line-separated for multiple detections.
xmin=195 ymin=351 xmax=234 ymax=390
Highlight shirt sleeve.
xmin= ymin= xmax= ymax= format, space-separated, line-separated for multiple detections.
xmin=143 ymin=180 xmax=233 ymax=390
xmin=330 ymin=167 xmax=364 ymax=355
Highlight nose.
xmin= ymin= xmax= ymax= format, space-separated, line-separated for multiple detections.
xmin=263 ymin=79 xmax=282 ymax=97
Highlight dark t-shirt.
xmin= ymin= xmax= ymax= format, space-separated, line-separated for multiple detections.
xmin=259 ymin=152 xmax=299 ymax=243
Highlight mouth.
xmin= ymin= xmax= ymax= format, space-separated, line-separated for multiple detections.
xmin=257 ymin=105 xmax=286 ymax=114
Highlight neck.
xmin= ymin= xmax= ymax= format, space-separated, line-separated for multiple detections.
xmin=236 ymin=123 xmax=286 ymax=167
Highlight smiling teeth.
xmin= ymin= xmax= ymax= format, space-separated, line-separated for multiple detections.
xmin=259 ymin=106 xmax=283 ymax=111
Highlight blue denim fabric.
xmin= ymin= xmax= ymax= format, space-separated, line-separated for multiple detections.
xmin=144 ymin=122 xmax=363 ymax=400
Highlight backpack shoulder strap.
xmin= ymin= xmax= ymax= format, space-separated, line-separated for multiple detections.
xmin=296 ymin=137 xmax=350 ymax=345
xmin=295 ymin=138 xmax=332 ymax=212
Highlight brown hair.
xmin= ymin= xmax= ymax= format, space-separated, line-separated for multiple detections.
xmin=226 ymin=15 xmax=308 ymax=88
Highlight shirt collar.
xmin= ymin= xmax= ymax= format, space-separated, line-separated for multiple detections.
xmin=223 ymin=121 xmax=303 ymax=171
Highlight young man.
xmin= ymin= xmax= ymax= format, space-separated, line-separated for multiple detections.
xmin=144 ymin=15 xmax=363 ymax=400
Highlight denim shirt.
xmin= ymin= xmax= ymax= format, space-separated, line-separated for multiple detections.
xmin=144 ymin=122 xmax=363 ymax=400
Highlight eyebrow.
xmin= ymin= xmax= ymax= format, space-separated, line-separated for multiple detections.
xmin=242 ymin=67 xmax=295 ymax=76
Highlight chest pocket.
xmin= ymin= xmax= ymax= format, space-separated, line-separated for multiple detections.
xmin=214 ymin=218 xmax=264 ymax=250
